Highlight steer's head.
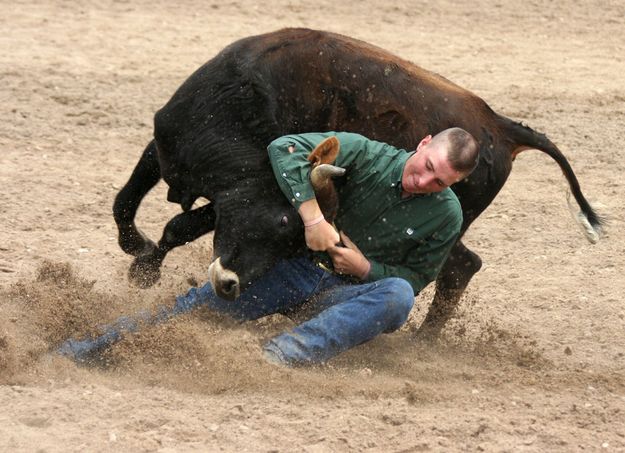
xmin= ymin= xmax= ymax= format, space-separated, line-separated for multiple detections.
xmin=208 ymin=183 xmax=306 ymax=300
xmin=207 ymin=137 xmax=344 ymax=300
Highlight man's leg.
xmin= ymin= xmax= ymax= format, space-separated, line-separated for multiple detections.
xmin=263 ymin=277 xmax=414 ymax=365
xmin=58 ymin=256 xmax=341 ymax=363
xmin=172 ymin=256 xmax=336 ymax=321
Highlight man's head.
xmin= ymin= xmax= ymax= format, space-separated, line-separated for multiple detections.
xmin=401 ymin=127 xmax=479 ymax=194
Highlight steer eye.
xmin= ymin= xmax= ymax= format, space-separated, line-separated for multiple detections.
xmin=280 ymin=215 xmax=289 ymax=227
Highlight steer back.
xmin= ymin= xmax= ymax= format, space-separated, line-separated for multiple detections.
xmin=238 ymin=28 xmax=603 ymax=237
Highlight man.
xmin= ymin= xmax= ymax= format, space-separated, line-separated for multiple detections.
xmin=175 ymin=128 xmax=478 ymax=366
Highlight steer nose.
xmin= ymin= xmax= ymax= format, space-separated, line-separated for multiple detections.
xmin=218 ymin=277 xmax=240 ymax=300
xmin=208 ymin=257 xmax=241 ymax=301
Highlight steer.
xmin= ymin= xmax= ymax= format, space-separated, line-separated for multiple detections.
xmin=113 ymin=28 xmax=604 ymax=334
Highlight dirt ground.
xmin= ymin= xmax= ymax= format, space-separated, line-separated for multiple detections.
xmin=1 ymin=0 xmax=624 ymax=451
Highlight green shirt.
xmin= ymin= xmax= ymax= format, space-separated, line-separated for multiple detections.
xmin=267 ymin=132 xmax=462 ymax=294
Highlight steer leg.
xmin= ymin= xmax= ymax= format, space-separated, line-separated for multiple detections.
xmin=419 ymin=240 xmax=482 ymax=338
xmin=129 ymin=204 xmax=216 ymax=287
xmin=113 ymin=140 xmax=161 ymax=257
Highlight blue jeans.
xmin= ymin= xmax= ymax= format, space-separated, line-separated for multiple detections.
xmin=175 ymin=256 xmax=415 ymax=365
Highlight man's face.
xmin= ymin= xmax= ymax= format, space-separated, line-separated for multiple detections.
xmin=401 ymin=135 xmax=465 ymax=194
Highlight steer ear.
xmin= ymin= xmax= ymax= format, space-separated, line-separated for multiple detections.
xmin=308 ymin=136 xmax=342 ymax=223
xmin=307 ymin=136 xmax=340 ymax=167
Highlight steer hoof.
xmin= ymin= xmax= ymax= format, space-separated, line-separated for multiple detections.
xmin=119 ymin=228 xmax=158 ymax=257
xmin=128 ymin=256 xmax=162 ymax=288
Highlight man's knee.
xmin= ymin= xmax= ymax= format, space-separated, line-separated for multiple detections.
xmin=380 ymin=278 xmax=414 ymax=332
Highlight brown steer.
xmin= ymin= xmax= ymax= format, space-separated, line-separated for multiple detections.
xmin=113 ymin=29 xmax=604 ymax=334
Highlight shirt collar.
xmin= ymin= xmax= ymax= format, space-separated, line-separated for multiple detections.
xmin=392 ymin=150 xmax=413 ymax=186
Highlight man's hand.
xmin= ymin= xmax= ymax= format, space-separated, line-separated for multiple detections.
xmin=305 ymin=219 xmax=340 ymax=251
xmin=327 ymin=231 xmax=371 ymax=280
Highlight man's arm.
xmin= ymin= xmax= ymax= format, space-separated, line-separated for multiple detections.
xmin=267 ymin=134 xmax=339 ymax=250
xmin=268 ymin=132 xmax=372 ymax=251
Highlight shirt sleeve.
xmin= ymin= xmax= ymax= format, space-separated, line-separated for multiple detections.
xmin=267 ymin=132 xmax=372 ymax=209
xmin=365 ymin=206 xmax=462 ymax=294
xmin=267 ymin=135 xmax=316 ymax=209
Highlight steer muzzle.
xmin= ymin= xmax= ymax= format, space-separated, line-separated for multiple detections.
xmin=208 ymin=257 xmax=240 ymax=300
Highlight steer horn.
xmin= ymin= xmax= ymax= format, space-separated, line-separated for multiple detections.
xmin=311 ymin=163 xmax=346 ymax=185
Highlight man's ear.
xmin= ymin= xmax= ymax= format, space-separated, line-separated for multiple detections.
xmin=417 ymin=135 xmax=432 ymax=150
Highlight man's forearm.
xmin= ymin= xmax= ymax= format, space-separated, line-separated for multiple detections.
xmin=298 ymin=198 xmax=324 ymax=224
xmin=299 ymin=198 xmax=340 ymax=251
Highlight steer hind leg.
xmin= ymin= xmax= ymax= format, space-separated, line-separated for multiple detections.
xmin=113 ymin=140 xmax=161 ymax=257
xmin=129 ymin=204 xmax=216 ymax=287
xmin=419 ymin=240 xmax=482 ymax=338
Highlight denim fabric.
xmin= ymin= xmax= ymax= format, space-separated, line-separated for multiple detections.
xmin=264 ymin=277 xmax=414 ymax=365
xmin=175 ymin=256 xmax=415 ymax=365
xmin=173 ymin=256 xmax=340 ymax=321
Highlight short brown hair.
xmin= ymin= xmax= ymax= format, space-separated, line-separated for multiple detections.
xmin=435 ymin=127 xmax=479 ymax=176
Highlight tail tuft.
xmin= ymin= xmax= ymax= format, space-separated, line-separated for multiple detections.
xmin=566 ymin=191 xmax=604 ymax=244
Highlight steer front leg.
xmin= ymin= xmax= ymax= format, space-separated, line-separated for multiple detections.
xmin=129 ymin=203 xmax=216 ymax=287
xmin=419 ymin=240 xmax=482 ymax=338
xmin=113 ymin=140 xmax=161 ymax=257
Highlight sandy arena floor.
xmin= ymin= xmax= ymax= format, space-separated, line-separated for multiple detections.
xmin=1 ymin=0 xmax=624 ymax=451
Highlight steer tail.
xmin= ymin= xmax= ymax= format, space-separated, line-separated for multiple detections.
xmin=498 ymin=115 xmax=606 ymax=243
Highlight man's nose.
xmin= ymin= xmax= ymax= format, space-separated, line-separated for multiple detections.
xmin=420 ymin=174 xmax=435 ymax=188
